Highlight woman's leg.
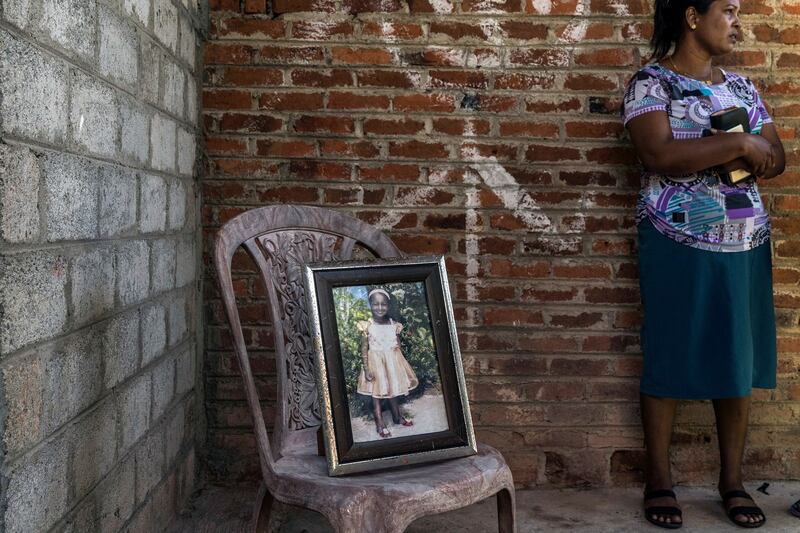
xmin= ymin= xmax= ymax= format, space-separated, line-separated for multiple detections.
xmin=641 ymin=392 xmax=682 ymax=525
xmin=713 ymin=396 xmax=764 ymax=525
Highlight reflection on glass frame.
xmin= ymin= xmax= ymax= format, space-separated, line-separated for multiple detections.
xmin=304 ymin=256 xmax=476 ymax=476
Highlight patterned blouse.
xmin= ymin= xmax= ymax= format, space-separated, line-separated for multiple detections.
xmin=623 ymin=63 xmax=772 ymax=252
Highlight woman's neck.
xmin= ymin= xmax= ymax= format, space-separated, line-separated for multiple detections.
xmin=372 ymin=316 xmax=390 ymax=324
xmin=671 ymin=43 xmax=714 ymax=81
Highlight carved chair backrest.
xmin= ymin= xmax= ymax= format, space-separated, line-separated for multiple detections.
xmin=214 ymin=205 xmax=402 ymax=477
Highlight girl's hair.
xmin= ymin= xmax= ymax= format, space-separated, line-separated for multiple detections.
xmin=651 ymin=0 xmax=717 ymax=61
xmin=368 ymin=288 xmax=390 ymax=302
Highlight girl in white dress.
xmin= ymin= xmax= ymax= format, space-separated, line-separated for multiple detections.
xmin=356 ymin=288 xmax=419 ymax=438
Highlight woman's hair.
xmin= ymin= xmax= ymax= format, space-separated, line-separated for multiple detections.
xmin=651 ymin=0 xmax=717 ymax=61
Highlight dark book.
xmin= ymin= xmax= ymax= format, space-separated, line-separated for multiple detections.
xmin=710 ymin=106 xmax=752 ymax=185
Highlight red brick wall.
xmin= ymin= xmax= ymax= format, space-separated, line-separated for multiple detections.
xmin=202 ymin=0 xmax=800 ymax=486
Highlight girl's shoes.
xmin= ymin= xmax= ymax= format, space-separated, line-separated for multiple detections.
xmin=376 ymin=426 xmax=391 ymax=438
xmin=399 ymin=417 xmax=414 ymax=427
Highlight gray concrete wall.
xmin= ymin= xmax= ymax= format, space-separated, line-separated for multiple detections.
xmin=0 ymin=1 xmax=205 ymax=531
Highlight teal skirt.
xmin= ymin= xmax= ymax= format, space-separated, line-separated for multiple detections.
xmin=637 ymin=217 xmax=777 ymax=399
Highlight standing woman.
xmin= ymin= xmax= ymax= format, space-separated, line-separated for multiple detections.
xmin=623 ymin=0 xmax=784 ymax=529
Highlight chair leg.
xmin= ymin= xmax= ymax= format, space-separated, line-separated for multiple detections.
xmin=251 ymin=481 xmax=273 ymax=533
xmin=497 ymin=487 xmax=516 ymax=533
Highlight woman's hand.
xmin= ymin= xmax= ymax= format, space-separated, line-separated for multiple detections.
xmin=365 ymin=369 xmax=374 ymax=381
xmin=711 ymin=129 xmax=774 ymax=179
xmin=739 ymin=133 xmax=774 ymax=178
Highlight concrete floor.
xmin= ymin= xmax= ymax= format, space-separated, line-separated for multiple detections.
xmin=173 ymin=482 xmax=800 ymax=532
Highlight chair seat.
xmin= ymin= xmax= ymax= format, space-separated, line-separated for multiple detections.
xmin=268 ymin=443 xmax=513 ymax=529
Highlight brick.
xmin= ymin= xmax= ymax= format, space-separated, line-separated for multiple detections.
xmin=429 ymin=21 xmax=488 ymax=41
xmin=0 ymin=143 xmax=41 ymax=243
xmin=70 ymin=70 xmax=119 ymax=158
xmin=328 ymin=91 xmax=390 ymax=110
xmin=118 ymin=373 xmax=152 ymax=452
xmin=176 ymin=238 xmax=196 ymax=287
xmin=99 ymin=165 xmax=137 ymax=237
xmin=342 ymin=0 xmax=403 ymax=12
xmin=163 ymin=60 xmax=186 ymax=118
xmin=408 ymin=0 xmax=453 ymax=11
xmin=119 ymin=97 xmax=151 ymax=164
xmin=241 ymin=0 xmax=265 ymax=11
xmin=0 ymin=32 xmax=69 ymax=144
xmin=68 ymin=399 xmax=117 ymax=500
xmin=273 ymin=0 xmax=337 ymax=12
xmin=166 ymin=402 xmax=186 ymax=463
xmin=293 ymin=20 xmax=354 ymax=39
xmin=169 ymin=294 xmax=188 ymax=346
xmin=99 ymin=3 xmax=138 ymax=87
xmin=294 ymin=115 xmax=353 ymax=134
xmin=205 ymin=43 xmax=256 ymax=65
xmin=140 ymin=173 xmax=168 ymax=233
xmin=102 ymin=310 xmax=140 ymax=389
xmin=116 ymin=241 xmax=150 ymax=306
xmin=508 ymin=48 xmax=570 ymax=68
xmin=1 ymin=354 xmax=44 ymax=455
xmin=124 ymin=0 xmax=151 ymax=26
xmin=362 ymin=21 xmax=423 ymax=40
xmin=259 ymin=45 xmax=325 ymax=64
xmin=179 ymin=15 xmax=196 ymax=67
xmin=42 ymin=331 xmax=102 ymax=433
xmin=357 ymin=69 xmax=421 ymax=89
xmin=151 ymin=114 xmax=177 ymax=171
xmin=176 ymin=346 xmax=195 ymax=395
xmin=42 ymin=152 xmax=98 ymax=241
xmin=2 ymin=0 xmax=34 ymax=29
xmin=141 ymin=38 xmax=162 ymax=105
xmin=152 ymin=356 xmax=176 ymax=420
xmin=495 ymin=73 xmax=555 ymax=90
xmin=154 ymin=0 xmax=178 ymax=52
xmin=0 ymin=251 xmax=67 ymax=355
xmin=4 ymin=435 xmax=69 ymax=533
xmin=290 ymin=69 xmax=353 ymax=87
xmin=71 ymin=246 xmax=115 ymax=326
xmin=97 ymin=455 xmax=136 ymax=530
xmin=177 ymin=128 xmax=196 ymax=177
xmin=152 ymin=238 xmax=177 ymax=295
xmin=136 ymin=427 xmax=165 ymax=504
xmin=214 ymin=16 xmax=284 ymax=39
xmin=258 ymin=92 xmax=323 ymax=111
xmin=41 ymin=0 xmax=96 ymax=60
xmin=169 ymin=179 xmax=188 ymax=229
xmin=186 ymin=78 xmax=199 ymax=125
xmin=142 ymin=303 xmax=168 ymax=367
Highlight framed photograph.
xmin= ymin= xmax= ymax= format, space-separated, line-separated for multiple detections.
xmin=304 ymin=255 xmax=476 ymax=476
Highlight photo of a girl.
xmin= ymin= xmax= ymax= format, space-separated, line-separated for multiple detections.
xmin=332 ymin=282 xmax=448 ymax=443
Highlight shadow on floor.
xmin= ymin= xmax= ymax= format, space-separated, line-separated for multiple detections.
xmin=171 ymin=482 xmax=800 ymax=532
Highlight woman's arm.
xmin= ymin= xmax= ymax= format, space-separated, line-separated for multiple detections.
xmin=756 ymin=122 xmax=785 ymax=179
xmin=626 ymin=110 xmax=774 ymax=177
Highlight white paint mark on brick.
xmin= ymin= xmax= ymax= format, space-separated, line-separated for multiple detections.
xmin=558 ymin=0 xmax=591 ymax=43
xmin=462 ymin=147 xmax=553 ymax=233
xmin=606 ymin=0 xmax=630 ymax=16
xmin=479 ymin=19 xmax=503 ymax=45
xmin=428 ymin=0 xmax=455 ymax=14
xmin=531 ymin=0 xmax=552 ymax=15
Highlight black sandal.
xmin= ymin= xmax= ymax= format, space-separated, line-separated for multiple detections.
xmin=644 ymin=488 xmax=683 ymax=529
xmin=721 ymin=489 xmax=766 ymax=528
xmin=790 ymin=499 xmax=800 ymax=518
